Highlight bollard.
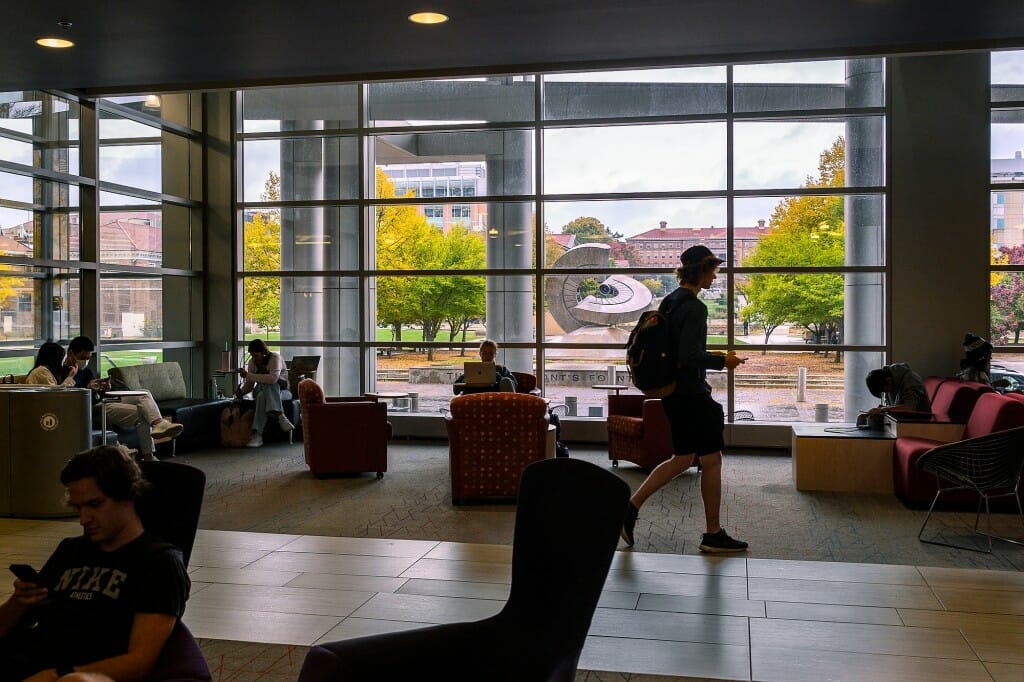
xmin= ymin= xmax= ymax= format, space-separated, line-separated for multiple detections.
xmin=564 ymin=396 xmax=577 ymax=416
xmin=796 ymin=367 xmax=807 ymax=402
xmin=607 ymin=364 xmax=617 ymax=384
xmin=815 ymin=403 xmax=829 ymax=422
xmin=407 ymin=392 xmax=419 ymax=413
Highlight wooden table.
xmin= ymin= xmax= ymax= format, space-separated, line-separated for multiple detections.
xmin=366 ymin=391 xmax=410 ymax=411
xmin=791 ymin=423 xmax=895 ymax=494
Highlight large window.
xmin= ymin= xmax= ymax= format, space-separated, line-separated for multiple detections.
xmin=237 ymin=60 xmax=887 ymax=420
xmin=0 ymin=92 xmax=203 ymax=380
xmin=990 ymin=50 xmax=1024 ymax=380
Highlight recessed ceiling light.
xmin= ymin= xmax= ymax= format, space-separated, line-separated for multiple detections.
xmin=408 ymin=12 xmax=449 ymax=25
xmin=36 ymin=37 xmax=74 ymax=48
xmin=37 ymin=19 xmax=74 ymax=48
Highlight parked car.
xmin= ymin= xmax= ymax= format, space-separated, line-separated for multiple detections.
xmin=990 ymin=364 xmax=1024 ymax=393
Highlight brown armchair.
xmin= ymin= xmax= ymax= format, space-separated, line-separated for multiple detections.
xmin=511 ymin=371 xmax=542 ymax=396
xmin=606 ymin=394 xmax=674 ymax=469
xmin=445 ymin=392 xmax=555 ymax=504
xmin=298 ymin=379 xmax=391 ymax=478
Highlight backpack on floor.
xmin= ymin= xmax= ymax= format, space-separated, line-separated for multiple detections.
xmin=625 ymin=309 xmax=679 ymax=397
xmin=220 ymin=404 xmax=254 ymax=447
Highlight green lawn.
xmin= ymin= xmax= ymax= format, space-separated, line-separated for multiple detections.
xmin=0 ymin=350 xmax=163 ymax=378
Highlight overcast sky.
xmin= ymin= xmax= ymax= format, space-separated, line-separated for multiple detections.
xmin=1 ymin=54 xmax=1023 ymax=238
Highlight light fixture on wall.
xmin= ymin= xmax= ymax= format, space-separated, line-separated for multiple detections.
xmin=36 ymin=19 xmax=74 ymax=48
xmin=408 ymin=11 xmax=449 ymax=24
xmin=488 ymin=227 xmax=499 ymax=239
xmin=143 ymin=95 xmax=162 ymax=109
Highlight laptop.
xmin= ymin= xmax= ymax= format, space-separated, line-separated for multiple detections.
xmin=463 ymin=361 xmax=496 ymax=386
xmin=286 ymin=355 xmax=321 ymax=392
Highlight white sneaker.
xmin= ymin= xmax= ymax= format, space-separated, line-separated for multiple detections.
xmin=246 ymin=433 xmax=263 ymax=448
xmin=277 ymin=413 xmax=295 ymax=432
xmin=151 ymin=419 xmax=183 ymax=439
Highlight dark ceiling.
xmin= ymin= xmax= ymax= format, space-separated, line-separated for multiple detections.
xmin=6 ymin=0 xmax=1024 ymax=95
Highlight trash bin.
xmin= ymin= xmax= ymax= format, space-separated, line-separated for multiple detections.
xmin=564 ymin=396 xmax=578 ymax=417
xmin=0 ymin=386 xmax=91 ymax=517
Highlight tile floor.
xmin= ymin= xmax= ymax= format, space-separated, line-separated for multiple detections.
xmin=2 ymin=518 xmax=1024 ymax=681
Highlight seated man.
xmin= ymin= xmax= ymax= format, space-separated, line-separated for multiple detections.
xmin=865 ymin=361 xmax=931 ymax=420
xmin=453 ymin=338 xmax=517 ymax=395
xmin=0 ymin=445 xmax=191 ymax=681
xmin=66 ymin=336 xmax=183 ymax=461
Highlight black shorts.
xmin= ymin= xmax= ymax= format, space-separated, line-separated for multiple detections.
xmin=660 ymin=392 xmax=725 ymax=457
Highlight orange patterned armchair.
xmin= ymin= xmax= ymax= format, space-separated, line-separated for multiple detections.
xmin=298 ymin=379 xmax=391 ymax=478
xmin=606 ymin=394 xmax=674 ymax=469
xmin=445 ymin=392 xmax=555 ymax=504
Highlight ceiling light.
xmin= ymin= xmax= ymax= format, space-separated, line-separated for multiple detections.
xmin=36 ymin=37 xmax=74 ymax=48
xmin=37 ymin=19 xmax=74 ymax=48
xmin=409 ymin=12 xmax=449 ymax=24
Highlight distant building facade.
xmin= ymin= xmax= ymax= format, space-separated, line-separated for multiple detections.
xmin=381 ymin=162 xmax=488 ymax=233
xmin=991 ymin=150 xmax=1024 ymax=253
xmin=625 ymin=220 xmax=771 ymax=268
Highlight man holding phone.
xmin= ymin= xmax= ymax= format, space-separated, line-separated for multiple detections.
xmin=66 ymin=336 xmax=184 ymax=461
xmin=0 ymin=445 xmax=190 ymax=681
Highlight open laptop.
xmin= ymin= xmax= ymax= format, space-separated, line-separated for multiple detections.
xmin=463 ymin=361 xmax=496 ymax=386
xmin=286 ymin=355 xmax=321 ymax=393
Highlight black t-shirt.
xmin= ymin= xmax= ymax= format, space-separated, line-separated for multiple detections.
xmin=5 ymin=531 xmax=190 ymax=674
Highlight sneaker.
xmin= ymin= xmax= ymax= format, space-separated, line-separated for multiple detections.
xmin=620 ymin=501 xmax=639 ymax=547
xmin=245 ymin=433 xmax=263 ymax=448
xmin=699 ymin=529 xmax=748 ymax=554
xmin=137 ymin=451 xmax=157 ymax=462
xmin=277 ymin=413 xmax=295 ymax=433
xmin=151 ymin=419 xmax=183 ymax=439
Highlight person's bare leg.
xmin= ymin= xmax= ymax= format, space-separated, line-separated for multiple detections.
xmin=697 ymin=452 xmax=723 ymax=533
xmin=630 ymin=454 xmax=697 ymax=509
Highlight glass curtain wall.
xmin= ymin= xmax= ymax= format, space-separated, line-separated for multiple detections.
xmin=989 ymin=50 xmax=1024 ymax=378
xmin=237 ymin=60 xmax=887 ymax=421
xmin=0 ymin=91 xmax=203 ymax=383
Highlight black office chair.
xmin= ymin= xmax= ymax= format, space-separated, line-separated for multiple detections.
xmin=916 ymin=425 xmax=1024 ymax=553
xmin=137 ymin=460 xmax=212 ymax=681
xmin=298 ymin=457 xmax=630 ymax=681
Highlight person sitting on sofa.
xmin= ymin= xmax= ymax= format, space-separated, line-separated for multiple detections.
xmin=237 ymin=338 xmax=294 ymax=448
xmin=65 ymin=336 xmax=183 ymax=461
xmin=452 ymin=339 xmax=517 ymax=395
xmin=25 ymin=341 xmax=78 ymax=387
xmin=864 ymin=362 xmax=931 ymax=420
xmin=956 ymin=332 xmax=1010 ymax=389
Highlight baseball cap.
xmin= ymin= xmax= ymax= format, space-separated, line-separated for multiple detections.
xmin=680 ymin=244 xmax=724 ymax=267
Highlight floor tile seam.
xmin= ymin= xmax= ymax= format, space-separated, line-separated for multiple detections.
xmin=747 ymin=625 xmax=982 ymax=662
xmin=632 ymin=604 xmax=768 ymax=619
xmin=371 ymin=591 xmax=507 ymax=605
xmin=746 ymin=574 xmax=931 ymax=588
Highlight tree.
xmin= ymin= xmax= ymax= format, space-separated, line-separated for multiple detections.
xmin=242 ymin=172 xmax=282 ymax=332
xmin=375 ymin=170 xmax=487 ymax=359
xmin=739 ymin=137 xmax=846 ymax=356
xmin=992 ymin=245 xmax=1024 ymax=344
xmin=561 ymin=216 xmax=620 ymax=246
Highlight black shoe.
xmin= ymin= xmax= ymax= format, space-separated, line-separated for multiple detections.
xmin=620 ymin=502 xmax=639 ymax=547
xmin=699 ymin=529 xmax=748 ymax=554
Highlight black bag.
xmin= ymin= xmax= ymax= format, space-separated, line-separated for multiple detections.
xmin=625 ymin=309 xmax=678 ymax=397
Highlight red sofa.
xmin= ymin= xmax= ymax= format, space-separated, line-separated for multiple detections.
xmin=894 ymin=391 xmax=1024 ymax=504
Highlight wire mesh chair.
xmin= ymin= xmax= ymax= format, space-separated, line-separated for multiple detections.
xmin=915 ymin=425 xmax=1024 ymax=553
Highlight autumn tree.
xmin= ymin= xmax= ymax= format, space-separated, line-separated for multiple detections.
xmin=992 ymin=245 xmax=1024 ymax=344
xmin=561 ymin=216 xmax=621 ymax=246
xmin=740 ymin=137 xmax=846 ymax=355
xmin=243 ymin=172 xmax=282 ymax=332
xmin=375 ymin=170 xmax=487 ymax=360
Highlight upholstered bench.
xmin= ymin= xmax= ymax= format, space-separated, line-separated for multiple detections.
xmin=109 ymin=362 xmax=232 ymax=453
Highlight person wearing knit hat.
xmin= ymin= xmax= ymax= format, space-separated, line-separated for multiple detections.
xmin=957 ymin=332 xmax=1005 ymax=387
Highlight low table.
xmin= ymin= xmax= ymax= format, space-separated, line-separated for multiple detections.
xmin=791 ymin=423 xmax=894 ymax=494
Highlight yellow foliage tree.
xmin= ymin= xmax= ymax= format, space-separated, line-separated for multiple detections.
xmin=243 ymin=172 xmax=282 ymax=332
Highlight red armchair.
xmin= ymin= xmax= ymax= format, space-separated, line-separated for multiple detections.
xmin=606 ymin=394 xmax=674 ymax=469
xmin=446 ymin=392 xmax=554 ymax=504
xmin=298 ymin=379 xmax=391 ymax=478
xmin=511 ymin=371 xmax=542 ymax=396
xmin=894 ymin=392 xmax=1024 ymax=504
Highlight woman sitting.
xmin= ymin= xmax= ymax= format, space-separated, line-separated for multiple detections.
xmin=25 ymin=341 xmax=77 ymax=386
xmin=237 ymin=338 xmax=294 ymax=448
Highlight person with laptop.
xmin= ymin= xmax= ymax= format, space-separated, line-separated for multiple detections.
xmin=236 ymin=338 xmax=295 ymax=448
xmin=453 ymin=339 xmax=518 ymax=395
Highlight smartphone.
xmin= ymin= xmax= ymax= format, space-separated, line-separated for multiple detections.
xmin=9 ymin=563 xmax=41 ymax=584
